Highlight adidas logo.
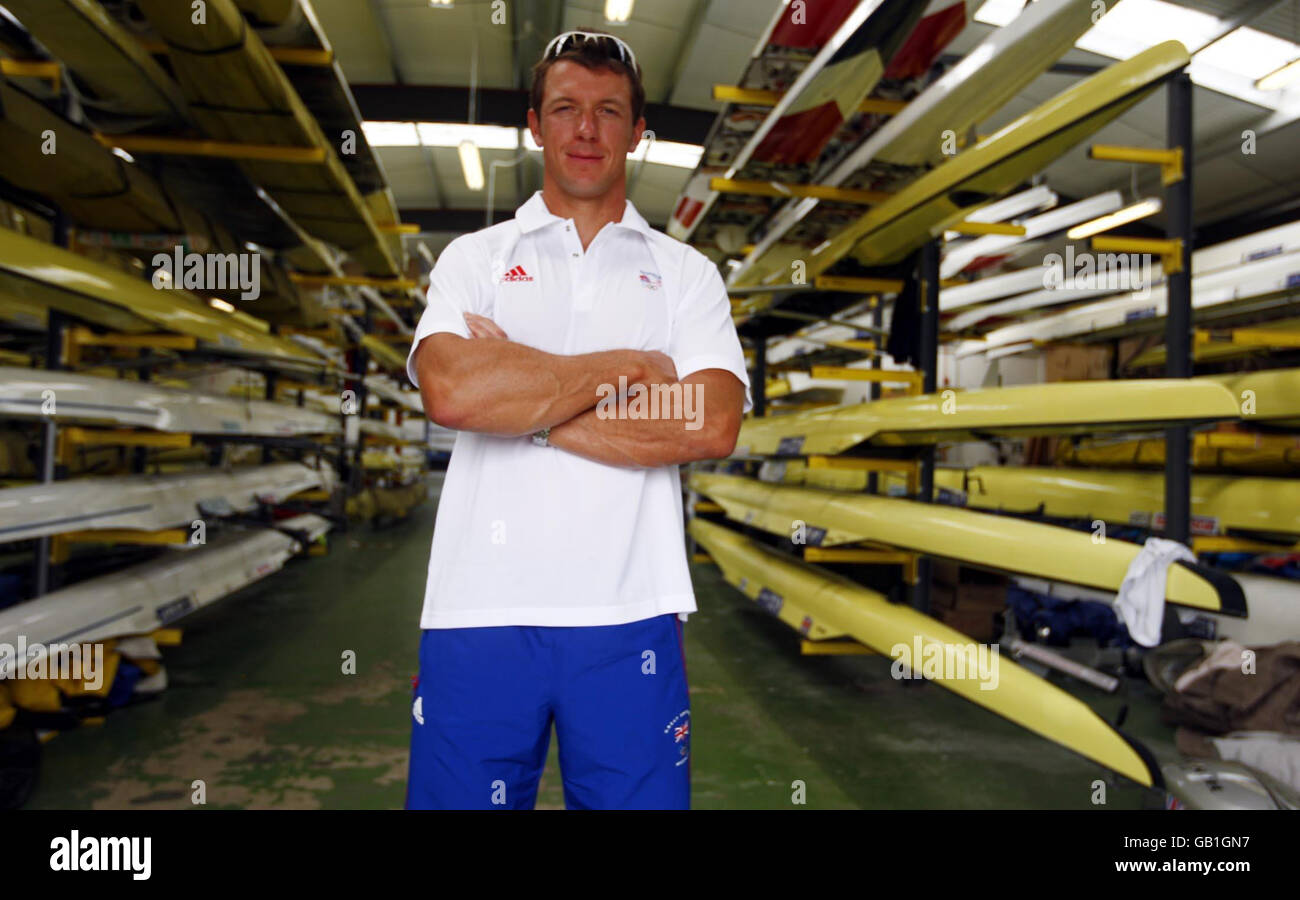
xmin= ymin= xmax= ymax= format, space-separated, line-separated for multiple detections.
xmin=501 ymin=265 xmax=533 ymax=282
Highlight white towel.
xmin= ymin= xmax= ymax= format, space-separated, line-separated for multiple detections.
xmin=1114 ymin=537 xmax=1196 ymax=647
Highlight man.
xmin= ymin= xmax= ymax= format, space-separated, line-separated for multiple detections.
xmin=405 ymin=30 xmax=752 ymax=810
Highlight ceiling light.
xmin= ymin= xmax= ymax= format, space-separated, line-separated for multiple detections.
xmin=428 ymin=0 xmax=453 ymax=8
xmin=1076 ymin=0 xmax=1220 ymax=61
xmin=1257 ymin=57 xmax=1300 ymax=91
xmin=1066 ymin=198 xmax=1162 ymax=240
xmin=459 ymin=140 xmax=484 ymax=191
xmin=209 ymin=298 xmax=236 ymax=313
xmin=605 ymin=0 xmax=634 ymax=23
xmin=640 ymin=139 xmax=702 ymax=169
xmin=361 ymin=122 xmax=419 ymax=147
xmin=974 ymin=0 xmax=1026 ymax=28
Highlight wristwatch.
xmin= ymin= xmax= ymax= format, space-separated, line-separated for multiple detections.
xmin=531 ymin=426 xmax=551 ymax=447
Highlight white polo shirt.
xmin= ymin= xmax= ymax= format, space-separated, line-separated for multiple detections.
xmin=406 ymin=191 xmax=753 ymax=628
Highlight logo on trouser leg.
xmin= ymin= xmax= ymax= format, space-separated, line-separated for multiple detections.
xmin=664 ymin=709 xmax=690 ymax=766
xmin=412 ymin=695 xmax=424 ymax=726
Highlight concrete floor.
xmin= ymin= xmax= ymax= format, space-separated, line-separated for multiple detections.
xmin=25 ymin=478 xmax=1175 ymax=809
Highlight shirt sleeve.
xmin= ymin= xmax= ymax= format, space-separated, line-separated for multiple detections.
xmin=668 ymin=248 xmax=753 ymax=414
xmin=406 ymin=237 xmax=483 ymax=387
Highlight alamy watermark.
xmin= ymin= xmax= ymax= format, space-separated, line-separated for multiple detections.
xmin=890 ymin=636 xmax=1000 ymax=691
xmin=151 ymin=246 xmax=261 ymax=301
xmin=596 ymin=376 xmax=703 ymax=430
xmin=0 ymin=637 xmax=104 ymax=690
xmin=1042 ymin=248 xmax=1153 ymax=299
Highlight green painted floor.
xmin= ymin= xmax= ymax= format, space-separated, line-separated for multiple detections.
xmin=26 ymin=478 xmax=1174 ymax=810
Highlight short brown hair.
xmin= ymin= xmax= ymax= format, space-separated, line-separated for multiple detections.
xmin=529 ymin=30 xmax=646 ymax=125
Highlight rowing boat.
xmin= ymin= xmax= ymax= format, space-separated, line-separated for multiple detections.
xmin=0 ymin=227 xmax=325 ymax=372
xmin=690 ymin=472 xmax=1245 ymax=616
xmin=0 ymin=366 xmax=340 ymax=436
xmin=734 ymin=41 xmax=1189 ymax=287
xmin=689 ymin=516 xmax=1162 ymax=787
xmin=0 ymin=514 xmax=331 ymax=680
xmin=733 ymin=0 xmax=1096 ymax=288
xmin=0 ymin=462 xmax=333 ymax=544
xmin=131 ymin=0 xmax=399 ymax=276
xmin=734 ymin=379 xmax=1240 ymax=455
xmin=672 ymin=0 xmax=968 ymax=248
xmin=956 ymin=465 xmax=1300 ymax=538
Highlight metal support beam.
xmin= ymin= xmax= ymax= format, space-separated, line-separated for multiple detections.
xmin=868 ymin=299 xmax=883 ymax=494
xmin=914 ymin=241 xmax=941 ymax=616
xmin=34 ymin=309 xmax=65 ymax=598
xmin=1164 ymin=72 xmax=1195 ymax=549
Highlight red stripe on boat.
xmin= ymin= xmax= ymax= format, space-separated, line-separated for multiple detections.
xmin=767 ymin=0 xmax=860 ymax=51
xmin=884 ymin=1 xmax=969 ymax=80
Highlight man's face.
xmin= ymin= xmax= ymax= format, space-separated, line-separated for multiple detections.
xmin=528 ymin=60 xmax=644 ymax=200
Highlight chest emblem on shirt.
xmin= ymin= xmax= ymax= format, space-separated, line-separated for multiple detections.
xmin=502 ymin=265 xmax=533 ymax=282
xmin=639 ymin=270 xmax=662 ymax=291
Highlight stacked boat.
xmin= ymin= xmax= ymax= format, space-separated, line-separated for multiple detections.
xmin=688 ymin=372 xmax=1276 ymax=788
xmin=0 ymin=0 xmax=437 ymax=805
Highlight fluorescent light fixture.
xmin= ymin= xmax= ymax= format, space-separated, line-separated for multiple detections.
xmin=638 ymin=139 xmax=702 ymax=168
xmin=428 ymin=0 xmax=453 ymax=7
xmin=974 ymin=0 xmax=1025 ymax=28
xmin=1197 ymin=27 xmax=1298 ymax=82
xmin=361 ymin=121 xmax=419 ymax=146
xmin=361 ymin=122 xmax=520 ymax=149
xmin=1257 ymin=57 xmax=1300 ymax=91
xmin=1066 ymin=197 xmax=1162 ymax=240
xmin=1076 ymin=0 xmax=1220 ymax=61
xmin=605 ymin=0 xmax=634 ymax=23
xmin=209 ymin=298 xmax=236 ymax=313
xmin=111 ymin=147 xmax=135 ymax=164
xmin=978 ymin=0 xmax=1300 ymax=107
xmin=421 ymin=123 xmax=518 ymax=149
xmin=459 ymin=140 xmax=484 ymax=191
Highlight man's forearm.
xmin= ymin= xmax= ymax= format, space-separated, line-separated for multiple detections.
xmin=547 ymin=405 xmax=721 ymax=468
xmin=417 ymin=335 xmax=645 ymax=436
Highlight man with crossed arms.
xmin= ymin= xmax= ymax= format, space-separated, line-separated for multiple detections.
xmin=405 ymin=30 xmax=751 ymax=810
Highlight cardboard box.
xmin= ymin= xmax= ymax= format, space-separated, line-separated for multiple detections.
xmin=938 ymin=608 xmax=998 ymax=642
xmin=1045 ymin=343 xmax=1112 ymax=382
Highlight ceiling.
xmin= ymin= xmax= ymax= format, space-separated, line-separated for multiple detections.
xmin=308 ymin=0 xmax=1300 ymax=260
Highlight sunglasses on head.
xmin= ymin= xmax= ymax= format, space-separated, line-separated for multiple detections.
xmin=543 ymin=31 xmax=638 ymax=71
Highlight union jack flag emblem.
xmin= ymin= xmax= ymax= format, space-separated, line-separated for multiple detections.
xmin=673 ymin=722 xmax=689 ymax=743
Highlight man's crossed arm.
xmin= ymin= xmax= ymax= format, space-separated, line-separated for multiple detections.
xmin=412 ymin=312 xmax=745 ymax=468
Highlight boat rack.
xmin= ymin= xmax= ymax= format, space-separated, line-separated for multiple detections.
xmin=701 ymin=69 xmax=1201 ymax=655
xmin=23 ymin=308 xmax=358 ymax=598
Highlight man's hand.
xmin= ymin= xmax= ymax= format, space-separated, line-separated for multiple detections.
xmin=463 ymin=313 xmax=677 ymax=389
xmin=464 ymin=312 xmax=507 ymax=340
xmin=636 ymin=350 xmax=677 ymax=386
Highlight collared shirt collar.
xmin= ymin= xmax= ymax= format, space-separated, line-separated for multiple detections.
xmin=515 ymin=190 xmax=653 ymax=239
